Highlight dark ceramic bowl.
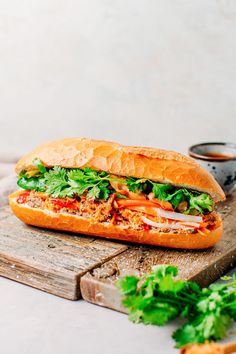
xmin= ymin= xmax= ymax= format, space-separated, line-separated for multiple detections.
xmin=189 ymin=142 xmax=236 ymax=195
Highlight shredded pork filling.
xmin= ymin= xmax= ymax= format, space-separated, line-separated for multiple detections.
xmin=16 ymin=191 xmax=219 ymax=234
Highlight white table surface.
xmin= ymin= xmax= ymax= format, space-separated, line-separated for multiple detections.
xmin=0 ymin=269 xmax=235 ymax=354
xmin=0 ymin=1 xmax=236 ymax=353
xmin=0 ymin=277 xmax=177 ymax=354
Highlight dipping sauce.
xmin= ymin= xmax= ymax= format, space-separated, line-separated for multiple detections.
xmin=202 ymin=152 xmax=233 ymax=160
xmin=189 ymin=142 xmax=236 ymax=195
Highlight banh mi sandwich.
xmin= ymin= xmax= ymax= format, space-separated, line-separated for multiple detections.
xmin=9 ymin=138 xmax=225 ymax=249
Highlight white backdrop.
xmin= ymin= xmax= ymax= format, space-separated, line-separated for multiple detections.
xmin=0 ymin=2 xmax=236 ymax=354
xmin=0 ymin=0 xmax=235 ymax=157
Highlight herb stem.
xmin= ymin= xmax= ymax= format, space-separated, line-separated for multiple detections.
xmin=222 ymin=301 xmax=236 ymax=309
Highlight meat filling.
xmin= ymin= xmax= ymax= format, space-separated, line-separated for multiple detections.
xmin=16 ymin=191 xmax=219 ymax=235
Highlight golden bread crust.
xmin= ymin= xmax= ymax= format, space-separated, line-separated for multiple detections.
xmin=15 ymin=138 xmax=225 ymax=202
xmin=9 ymin=192 xmax=223 ymax=250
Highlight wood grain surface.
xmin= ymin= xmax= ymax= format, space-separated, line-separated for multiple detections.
xmin=80 ymin=192 xmax=236 ymax=312
xmin=0 ymin=208 xmax=127 ymax=299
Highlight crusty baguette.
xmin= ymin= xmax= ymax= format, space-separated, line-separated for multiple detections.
xmin=15 ymin=138 xmax=225 ymax=202
xmin=9 ymin=191 xmax=223 ymax=250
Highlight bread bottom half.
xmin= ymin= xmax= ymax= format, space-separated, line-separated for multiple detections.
xmin=9 ymin=193 xmax=223 ymax=250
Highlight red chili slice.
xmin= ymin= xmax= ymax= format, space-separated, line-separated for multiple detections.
xmin=16 ymin=191 xmax=31 ymax=204
xmin=49 ymin=198 xmax=78 ymax=210
xmin=143 ymin=224 xmax=151 ymax=232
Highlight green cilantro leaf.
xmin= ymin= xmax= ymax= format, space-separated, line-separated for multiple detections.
xmin=97 ymin=181 xmax=111 ymax=199
xmin=188 ymin=193 xmax=213 ymax=214
xmin=159 ymin=275 xmax=186 ymax=293
xmin=125 ymin=178 xmax=147 ymax=193
xmin=152 ymin=265 xmax=178 ymax=278
xmin=169 ymin=190 xmax=186 ymax=208
xmin=67 ymin=169 xmax=85 ymax=181
xmin=87 ymin=185 xmax=101 ymax=199
xmin=173 ymin=324 xmax=197 ymax=347
xmin=44 ymin=166 xmax=68 ymax=197
xmin=117 ymin=276 xmax=139 ymax=296
xmin=141 ymin=304 xmax=179 ymax=326
xmin=152 ymin=183 xmax=174 ymax=200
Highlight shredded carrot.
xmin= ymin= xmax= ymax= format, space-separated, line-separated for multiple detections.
xmin=116 ymin=199 xmax=173 ymax=210
xmin=199 ymin=222 xmax=209 ymax=228
xmin=124 ymin=206 xmax=157 ymax=217
xmin=33 ymin=191 xmax=48 ymax=200
xmin=197 ymin=228 xmax=210 ymax=236
xmin=202 ymin=227 xmax=210 ymax=234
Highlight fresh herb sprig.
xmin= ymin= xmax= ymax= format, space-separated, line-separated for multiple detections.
xmin=125 ymin=177 xmax=213 ymax=214
xmin=44 ymin=166 xmax=113 ymax=199
xmin=117 ymin=265 xmax=236 ymax=348
xmin=17 ymin=159 xmax=213 ymax=212
xmin=18 ymin=165 xmax=115 ymax=200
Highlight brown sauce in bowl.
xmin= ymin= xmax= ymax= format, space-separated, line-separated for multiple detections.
xmin=202 ymin=152 xmax=233 ymax=160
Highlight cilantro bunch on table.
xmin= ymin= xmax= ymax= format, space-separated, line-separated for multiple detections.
xmin=117 ymin=265 xmax=236 ymax=348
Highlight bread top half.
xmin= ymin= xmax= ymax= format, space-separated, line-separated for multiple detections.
xmin=15 ymin=137 xmax=225 ymax=203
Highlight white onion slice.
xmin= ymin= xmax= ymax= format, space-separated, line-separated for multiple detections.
xmin=155 ymin=208 xmax=203 ymax=223
xmin=141 ymin=216 xmax=194 ymax=231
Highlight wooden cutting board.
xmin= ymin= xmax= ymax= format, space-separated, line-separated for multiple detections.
xmin=0 ymin=192 xmax=235 ymax=307
xmin=0 ymin=207 xmax=127 ymax=299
